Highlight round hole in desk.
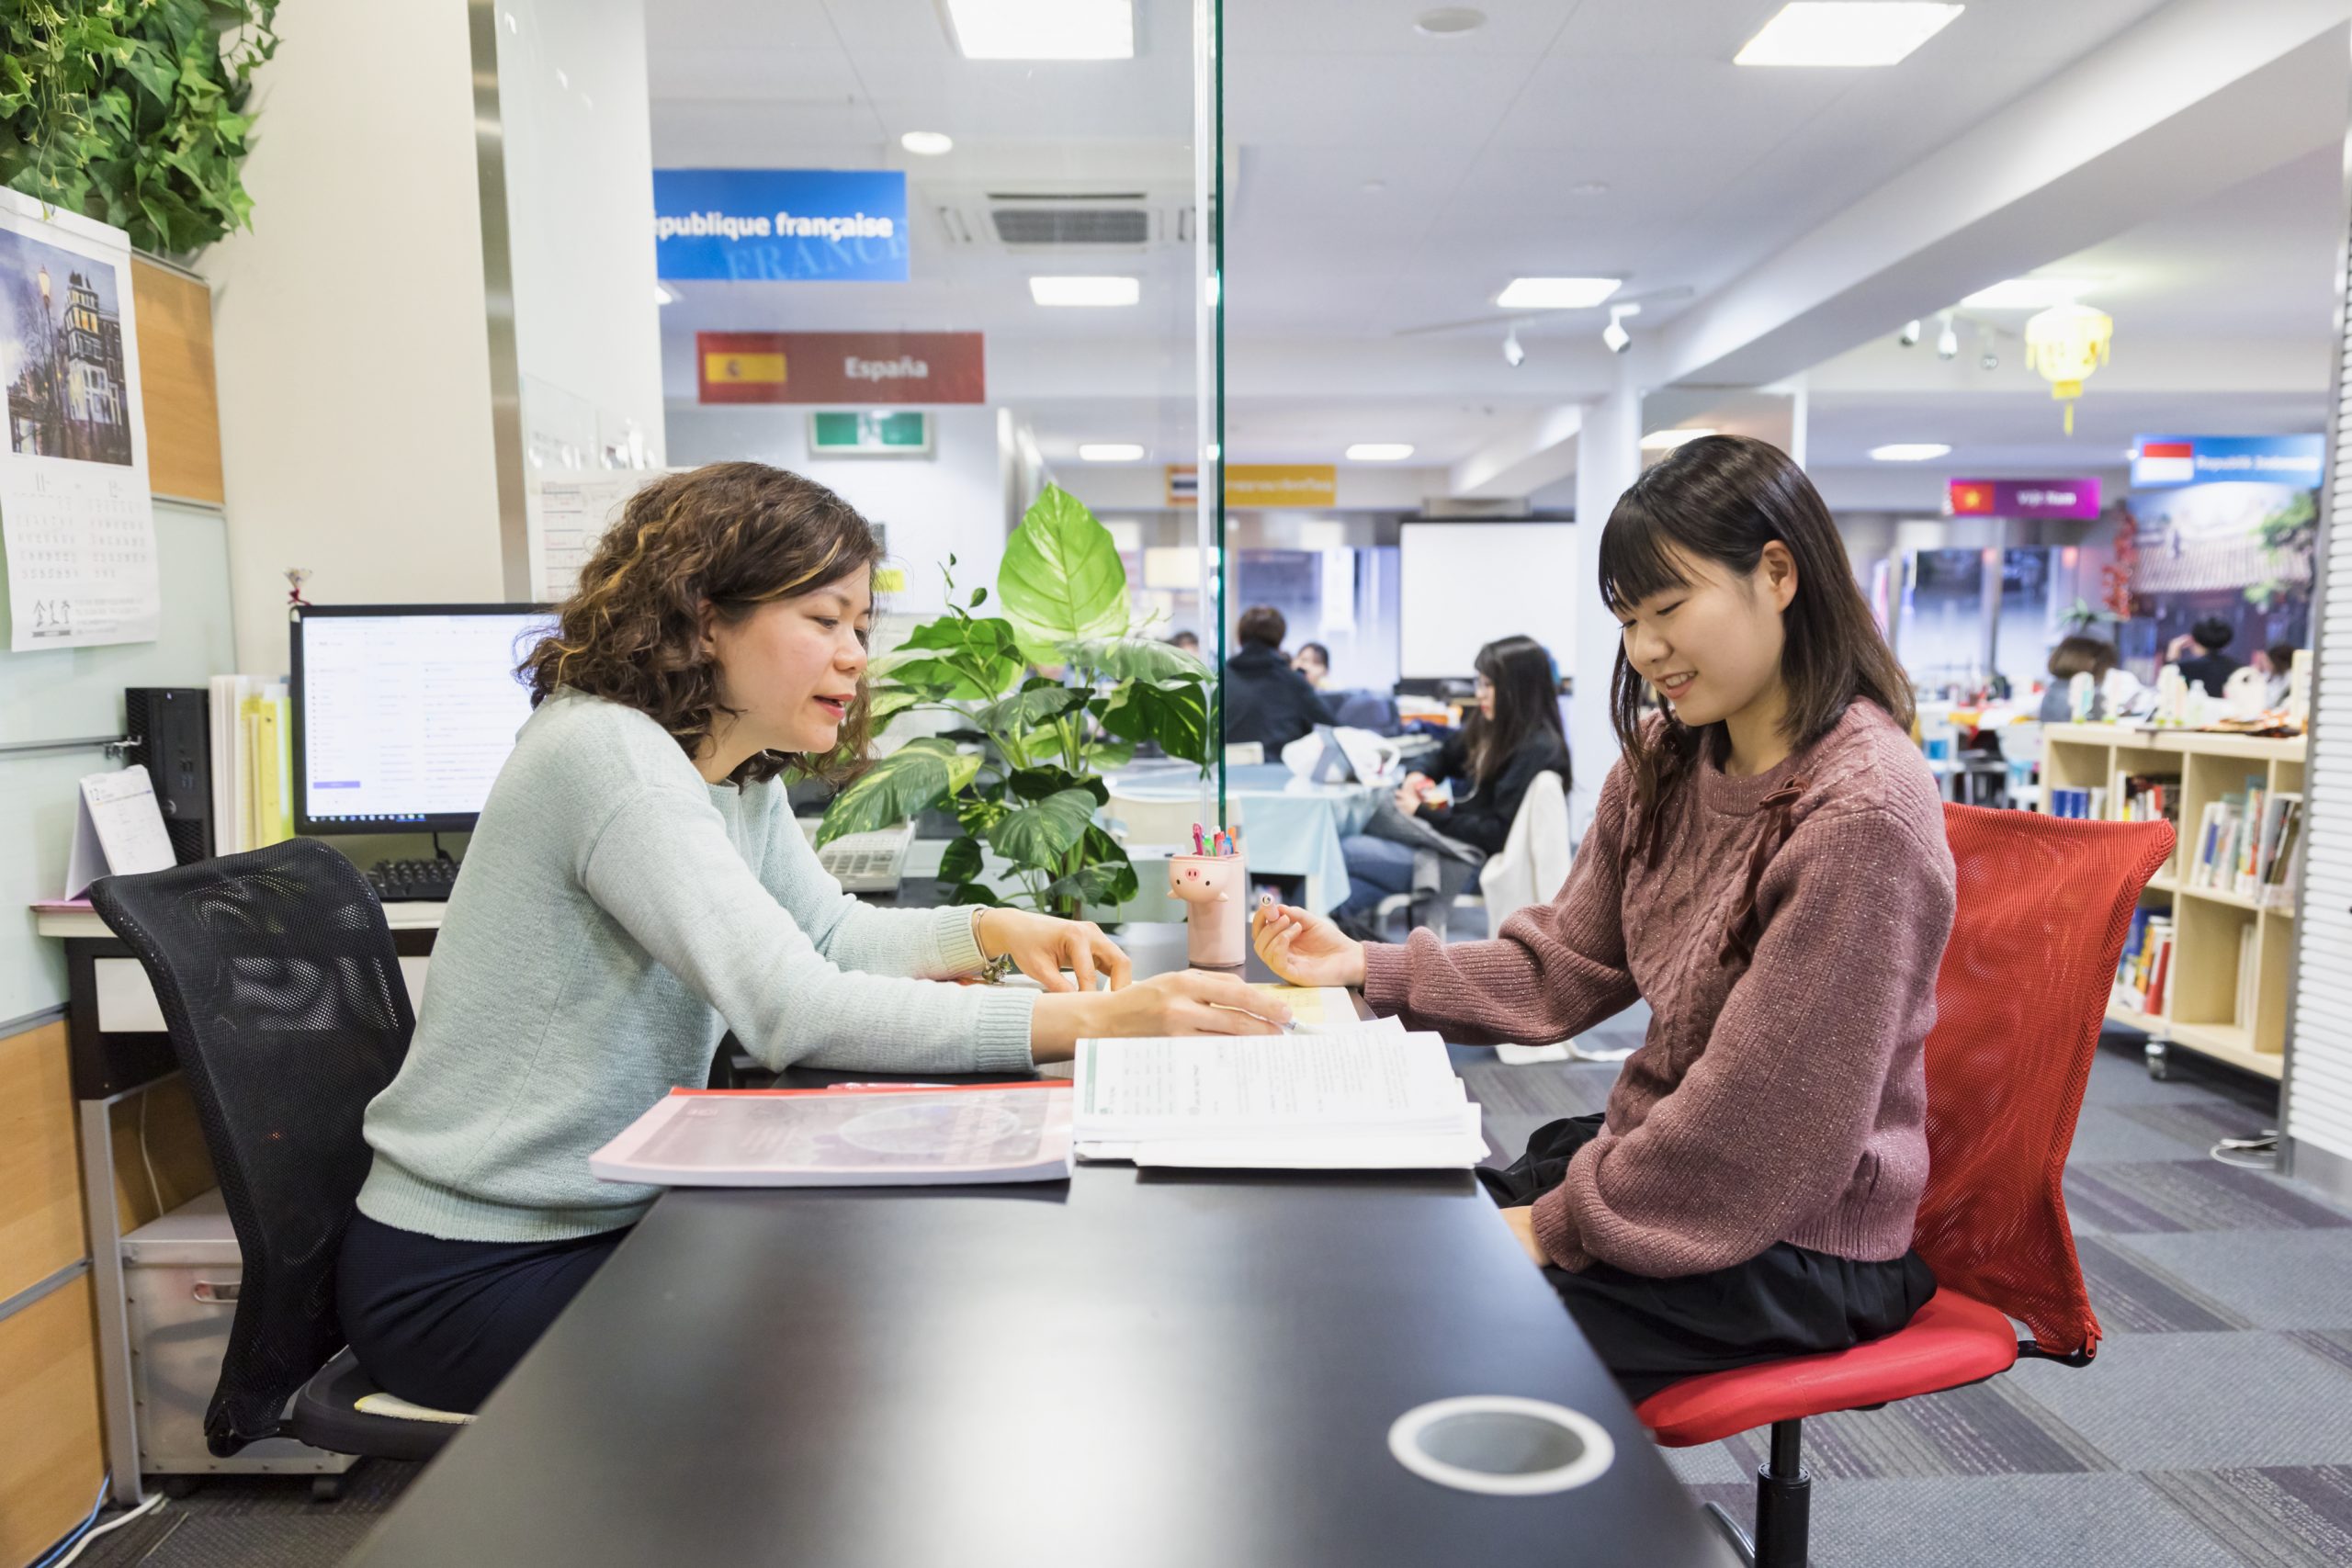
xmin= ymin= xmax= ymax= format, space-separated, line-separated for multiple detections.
xmin=1387 ymin=1395 xmax=1615 ymax=1496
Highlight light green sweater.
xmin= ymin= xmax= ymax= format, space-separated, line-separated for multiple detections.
xmin=356 ymin=689 xmax=1037 ymax=1242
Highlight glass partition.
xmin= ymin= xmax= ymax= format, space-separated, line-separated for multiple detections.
xmin=642 ymin=0 xmax=1225 ymax=913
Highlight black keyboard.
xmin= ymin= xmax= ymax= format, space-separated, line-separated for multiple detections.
xmin=367 ymin=858 xmax=461 ymax=902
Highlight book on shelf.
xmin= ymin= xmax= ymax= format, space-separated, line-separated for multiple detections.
xmin=2258 ymin=795 xmax=2303 ymax=908
xmin=2115 ymin=910 xmax=2174 ymax=1017
xmin=208 ymin=674 xmax=294 ymax=854
xmin=589 ymin=1082 xmax=1076 ymax=1187
xmin=2119 ymin=773 xmax=2179 ymax=828
xmin=1069 ymin=1028 xmax=1486 ymax=1170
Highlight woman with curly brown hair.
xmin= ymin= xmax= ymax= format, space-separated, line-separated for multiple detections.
xmin=338 ymin=462 xmax=1285 ymax=1413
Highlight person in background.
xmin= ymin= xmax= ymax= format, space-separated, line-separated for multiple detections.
xmin=1169 ymin=629 xmax=1201 ymax=657
xmin=1223 ymin=604 xmax=1336 ymax=753
xmin=1332 ymin=635 xmax=1570 ymax=932
xmin=1253 ymin=434 xmax=1951 ymax=1402
xmin=2256 ymin=640 xmax=2300 ymax=708
xmin=337 ymin=463 xmax=1288 ymax=1416
xmin=2166 ymin=616 xmax=2242 ymax=696
xmin=2038 ymin=635 xmax=2117 ymax=722
xmin=1294 ymin=641 xmax=1332 ymax=686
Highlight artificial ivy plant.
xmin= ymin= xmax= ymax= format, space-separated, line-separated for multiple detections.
xmin=2 ymin=0 xmax=279 ymax=255
xmin=818 ymin=485 xmax=1215 ymax=919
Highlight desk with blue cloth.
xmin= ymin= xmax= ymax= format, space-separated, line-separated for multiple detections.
xmin=1108 ymin=761 xmax=1385 ymax=913
xmin=343 ymin=923 xmax=1738 ymax=1568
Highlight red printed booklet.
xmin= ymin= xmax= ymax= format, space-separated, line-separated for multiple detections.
xmin=589 ymin=1082 xmax=1074 ymax=1188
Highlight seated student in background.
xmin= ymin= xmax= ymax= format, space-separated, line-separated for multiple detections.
xmin=1331 ymin=634 xmax=1569 ymax=934
xmin=2038 ymin=634 xmax=2118 ymax=722
xmin=2256 ymin=640 xmax=2300 ymax=708
xmin=1222 ymin=604 xmax=1336 ymax=753
xmin=2166 ymin=616 xmax=2242 ymax=696
xmin=1293 ymin=640 xmax=1332 ymax=686
xmin=339 ymin=462 xmax=1287 ymax=1415
xmin=1254 ymin=434 xmax=1951 ymax=1400
xmin=1169 ymin=628 xmax=1201 ymax=657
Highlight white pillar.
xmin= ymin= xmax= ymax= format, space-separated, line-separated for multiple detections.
xmin=1569 ymin=372 xmax=1643 ymax=836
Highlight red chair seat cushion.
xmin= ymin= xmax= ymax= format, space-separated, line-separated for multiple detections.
xmin=1635 ymin=1289 xmax=2021 ymax=1448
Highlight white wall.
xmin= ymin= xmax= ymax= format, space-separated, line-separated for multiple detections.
xmin=664 ymin=404 xmax=1009 ymax=617
xmin=497 ymin=0 xmax=668 ymax=470
xmin=202 ymin=0 xmax=505 ymax=674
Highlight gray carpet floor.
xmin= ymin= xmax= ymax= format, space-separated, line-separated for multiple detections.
xmin=57 ymin=1010 xmax=2352 ymax=1567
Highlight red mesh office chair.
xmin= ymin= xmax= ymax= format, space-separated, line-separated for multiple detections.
xmin=1635 ymin=804 xmax=2174 ymax=1567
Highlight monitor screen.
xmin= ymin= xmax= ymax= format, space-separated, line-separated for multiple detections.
xmin=291 ymin=604 xmax=557 ymax=833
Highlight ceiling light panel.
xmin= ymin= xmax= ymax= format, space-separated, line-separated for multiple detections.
xmin=945 ymin=0 xmax=1135 ymax=61
xmin=899 ymin=130 xmax=955 ymax=156
xmin=1735 ymin=4 xmax=1963 ymax=68
xmin=1497 ymin=276 xmax=1622 ymax=310
xmin=1870 ymin=443 xmax=1951 ymax=462
xmin=1030 ymin=276 xmax=1140 ymax=307
xmin=1079 ymin=443 xmax=1146 ymax=462
xmin=1346 ymin=444 xmax=1415 ymax=461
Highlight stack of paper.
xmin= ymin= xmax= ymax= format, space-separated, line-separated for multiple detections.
xmin=1071 ymin=1030 xmax=1485 ymax=1170
xmin=589 ymin=1083 xmax=1074 ymax=1187
xmin=208 ymin=674 xmax=292 ymax=853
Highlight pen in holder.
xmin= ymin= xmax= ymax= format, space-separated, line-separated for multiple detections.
xmin=1170 ymin=852 xmax=1248 ymax=967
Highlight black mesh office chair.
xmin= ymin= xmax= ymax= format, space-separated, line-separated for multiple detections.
xmin=90 ymin=838 xmax=461 ymax=1465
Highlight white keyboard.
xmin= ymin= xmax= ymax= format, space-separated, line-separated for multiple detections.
xmin=800 ymin=819 xmax=915 ymax=892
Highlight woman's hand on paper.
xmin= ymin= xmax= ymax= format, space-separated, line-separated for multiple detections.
xmin=1030 ymin=971 xmax=1292 ymax=1060
xmin=1252 ymin=902 xmax=1367 ymax=989
xmin=1498 ymin=1206 xmax=1549 ymax=1269
xmin=1392 ymin=782 xmax=1428 ymax=815
xmin=978 ymin=908 xmax=1132 ymax=993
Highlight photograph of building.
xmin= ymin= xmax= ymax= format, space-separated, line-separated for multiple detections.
xmin=1 ymin=228 xmax=130 ymax=466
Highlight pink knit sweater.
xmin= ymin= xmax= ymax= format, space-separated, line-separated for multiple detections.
xmin=1363 ymin=701 xmax=1955 ymax=1279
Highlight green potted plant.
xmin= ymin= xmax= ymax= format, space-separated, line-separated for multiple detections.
xmin=817 ymin=485 xmax=1214 ymax=919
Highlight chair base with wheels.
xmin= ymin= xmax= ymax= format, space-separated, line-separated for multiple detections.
xmin=287 ymin=1348 xmax=470 ymax=1464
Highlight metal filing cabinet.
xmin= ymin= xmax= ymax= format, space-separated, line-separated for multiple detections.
xmin=121 ymin=1190 xmax=357 ymax=1486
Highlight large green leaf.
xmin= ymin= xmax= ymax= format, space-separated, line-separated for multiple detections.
xmin=1097 ymin=677 xmax=1214 ymax=765
xmin=865 ymin=685 xmax=926 ymax=726
xmin=978 ymin=682 xmax=1090 ymax=736
xmin=1046 ymin=829 xmax=1140 ymax=908
xmin=1007 ymin=768 xmax=1108 ymax=806
xmin=1061 ymin=636 xmax=1211 ymax=684
xmin=987 ymin=787 xmax=1100 ymax=867
xmin=998 ymin=486 xmax=1130 ymax=661
xmin=936 ymin=835 xmax=985 ymax=883
xmin=876 ymin=615 xmax=1024 ymax=699
xmin=817 ymin=740 xmax=975 ymax=843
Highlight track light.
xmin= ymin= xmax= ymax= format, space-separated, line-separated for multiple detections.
xmin=1980 ymin=350 xmax=2000 ymax=371
xmin=1898 ymin=319 xmax=1921 ymax=347
xmin=1935 ymin=312 xmax=1959 ymax=360
xmin=1602 ymin=302 xmax=1641 ymax=355
xmin=1502 ymin=328 xmax=1525 ymax=367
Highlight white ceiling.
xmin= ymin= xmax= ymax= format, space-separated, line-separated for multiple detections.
xmin=643 ymin=0 xmax=2345 ymax=492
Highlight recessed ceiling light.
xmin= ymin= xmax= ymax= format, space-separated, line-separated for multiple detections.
xmin=1496 ymin=276 xmax=1622 ymax=310
xmin=899 ymin=130 xmax=955 ymax=156
xmin=1030 ymin=276 xmax=1140 ymax=307
xmin=1736 ymin=3 xmax=1962 ymax=67
xmin=653 ymin=283 xmax=676 ymax=306
xmin=1870 ymin=443 xmax=1951 ymax=462
xmin=1346 ymin=443 xmax=1415 ymax=461
xmin=1079 ymin=443 xmax=1146 ymax=462
xmin=1640 ymin=428 xmax=1716 ymax=452
xmin=1960 ymin=276 xmax=2096 ymax=310
xmin=944 ymin=0 xmax=1134 ymax=60
xmin=1414 ymin=6 xmax=1487 ymax=35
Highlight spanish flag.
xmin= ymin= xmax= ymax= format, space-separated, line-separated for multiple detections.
xmin=705 ymin=351 xmax=786 ymax=387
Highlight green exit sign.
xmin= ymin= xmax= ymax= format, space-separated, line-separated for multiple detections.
xmin=808 ymin=410 xmax=933 ymax=457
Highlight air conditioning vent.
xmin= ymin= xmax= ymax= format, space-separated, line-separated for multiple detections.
xmin=991 ymin=208 xmax=1152 ymax=245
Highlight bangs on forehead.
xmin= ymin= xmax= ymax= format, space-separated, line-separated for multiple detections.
xmin=1597 ymin=495 xmax=1696 ymax=614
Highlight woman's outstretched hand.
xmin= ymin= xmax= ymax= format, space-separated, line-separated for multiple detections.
xmin=977 ymin=908 xmax=1132 ymax=993
xmin=1252 ymin=901 xmax=1368 ymax=989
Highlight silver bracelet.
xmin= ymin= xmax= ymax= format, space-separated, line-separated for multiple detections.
xmin=968 ymin=904 xmax=1016 ymax=981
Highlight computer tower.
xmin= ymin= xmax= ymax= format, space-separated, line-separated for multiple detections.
xmin=125 ymin=687 xmax=213 ymax=863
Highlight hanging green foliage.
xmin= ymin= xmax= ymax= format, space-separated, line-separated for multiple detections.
xmin=1 ymin=0 xmax=280 ymax=255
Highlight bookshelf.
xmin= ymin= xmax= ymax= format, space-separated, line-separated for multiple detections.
xmin=2041 ymin=725 xmax=2305 ymax=1081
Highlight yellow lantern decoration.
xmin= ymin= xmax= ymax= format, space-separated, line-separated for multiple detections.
xmin=2023 ymin=301 xmax=2112 ymax=435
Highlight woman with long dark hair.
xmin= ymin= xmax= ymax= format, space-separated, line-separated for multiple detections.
xmin=1332 ymin=634 xmax=1569 ymax=934
xmin=1255 ymin=434 xmax=1951 ymax=1399
xmin=338 ymin=462 xmax=1286 ymax=1415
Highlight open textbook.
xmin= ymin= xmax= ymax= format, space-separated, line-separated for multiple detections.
xmin=1071 ymin=1028 xmax=1486 ymax=1170
xmin=590 ymin=1083 xmax=1074 ymax=1187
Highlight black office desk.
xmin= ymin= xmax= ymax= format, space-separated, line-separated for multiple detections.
xmin=346 ymin=924 xmax=1737 ymax=1568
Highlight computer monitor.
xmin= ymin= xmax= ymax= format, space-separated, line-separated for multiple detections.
xmin=290 ymin=604 xmax=558 ymax=834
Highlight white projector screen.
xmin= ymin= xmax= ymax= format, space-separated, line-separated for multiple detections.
xmin=1398 ymin=522 xmax=1577 ymax=679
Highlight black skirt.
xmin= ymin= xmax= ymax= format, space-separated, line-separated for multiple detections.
xmin=1482 ymin=1114 xmax=1937 ymax=1403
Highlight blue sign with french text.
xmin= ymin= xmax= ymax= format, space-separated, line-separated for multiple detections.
xmin=2131 ymin=434 xmax=2324 ymax=490
xmin=653 ymin=169 xmax=910 ymax=282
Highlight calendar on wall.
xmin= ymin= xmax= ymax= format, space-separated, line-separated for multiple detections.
xmin=0 ymin=188 xmax=160 ymax=651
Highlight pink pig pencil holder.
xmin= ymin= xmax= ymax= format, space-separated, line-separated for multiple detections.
xmin=1169 ymin=853 xmax=1248 ymax=967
